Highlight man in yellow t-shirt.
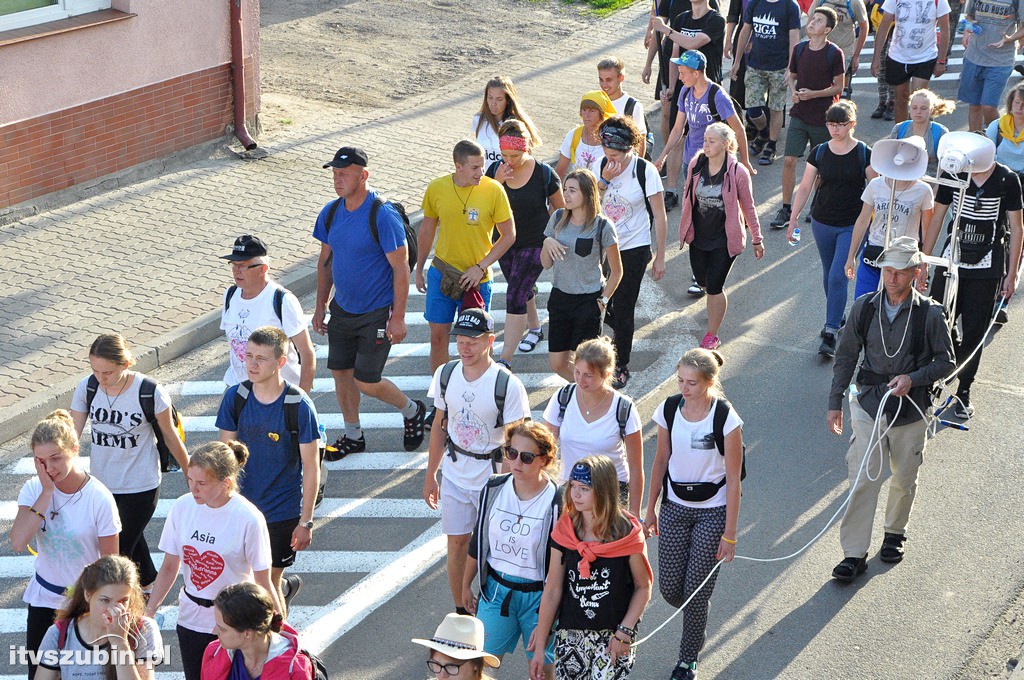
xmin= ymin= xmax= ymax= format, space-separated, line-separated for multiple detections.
xmin=416 ymin=139 xmax=515 ymax=376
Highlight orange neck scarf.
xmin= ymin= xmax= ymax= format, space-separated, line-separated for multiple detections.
xmin=550 ymin=512 xmax=652 ymax=581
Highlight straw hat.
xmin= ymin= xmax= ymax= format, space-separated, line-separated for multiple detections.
xmin=411 ymin=614 xmax=501 ymax=668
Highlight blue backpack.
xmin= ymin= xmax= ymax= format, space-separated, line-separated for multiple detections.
xmin=896 ymin=120 xmax=943 ymax=156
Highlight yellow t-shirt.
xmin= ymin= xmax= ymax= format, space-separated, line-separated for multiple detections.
xmin=422 ymin=175 xmax=513 ymax=280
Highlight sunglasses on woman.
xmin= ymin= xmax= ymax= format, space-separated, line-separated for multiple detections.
xmin=503 ymin=445 xmax=540 ymax=464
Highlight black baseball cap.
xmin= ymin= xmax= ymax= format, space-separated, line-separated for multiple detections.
xmin=220 ymin=235 xmax=268 ymax=261
xmin=323 ymin=146 xmax=368 ymax=169
xmin=451 ymin=309 xmax=495 ymax=338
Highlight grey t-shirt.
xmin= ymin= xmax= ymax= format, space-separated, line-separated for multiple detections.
xmin=38 ymin=617 xmax=163 ymax=679
xmin=544 ymin=212 xmax=618 ymax=294
xmin=965 ymin=0 xmax=1022 ymax=67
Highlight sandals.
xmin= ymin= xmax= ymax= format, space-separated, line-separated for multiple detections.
xmin=831 ymin=555 xmax=867 ymax=583
xmin=518 ymin=328 xmax=544 ymax=353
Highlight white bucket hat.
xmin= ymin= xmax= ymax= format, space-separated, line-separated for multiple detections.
xmin=412 ymin=614 xmax=501 ymax=668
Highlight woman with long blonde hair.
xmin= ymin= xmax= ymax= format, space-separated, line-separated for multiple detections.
xmin=528 ymin=456 xmax=651 ymax=680
xmin=11 ymin=410 xmax=121 ymax=680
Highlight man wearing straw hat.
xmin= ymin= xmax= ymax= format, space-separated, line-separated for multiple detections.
xmin=827 ymin=236 xmax=954 ymax=583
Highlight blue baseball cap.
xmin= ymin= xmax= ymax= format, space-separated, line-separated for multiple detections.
xmin=671 ymin=50 xmax=707 ymax=72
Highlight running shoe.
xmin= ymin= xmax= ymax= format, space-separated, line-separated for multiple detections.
xmin=818 ymin=331 xmax=837 ymax=359
xmin=700 ymin=333 xmax=721 ymax=350
xmin=282 ymin=574 xmax=303 ymax=608
xmin=770 ymin=205 xmax=791 ymax=229
xmin=871 ymin=102 xmax=886 ymax=119
xmin=663 ymin=190 xmax=680 ymax=212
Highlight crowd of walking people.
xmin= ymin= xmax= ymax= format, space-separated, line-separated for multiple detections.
xmin=10 ymin=0 xmax=1024 ymax=676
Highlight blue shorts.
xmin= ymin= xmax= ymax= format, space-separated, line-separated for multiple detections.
xmin=423 ymin=265 xmax=493 ymax=324
xmin=477 ymin=570 xmax=555 ymax=664
xmin=958 ymin=60 xmax=1014 ymax=108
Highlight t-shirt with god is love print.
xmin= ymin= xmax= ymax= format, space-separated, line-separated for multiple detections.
xmin=158 ymin=493 xmax=272 ymax=633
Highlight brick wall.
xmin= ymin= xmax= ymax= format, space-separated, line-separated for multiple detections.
xmin=0 ymin=62 xmax=248 ymax=210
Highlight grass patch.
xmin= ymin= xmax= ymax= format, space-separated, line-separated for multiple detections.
xmin=568 ymin=0 xmax=638 ymax=16
xmin=278 ymin=118 xmax=293 ymax=125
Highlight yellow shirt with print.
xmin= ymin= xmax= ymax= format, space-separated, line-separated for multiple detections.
xmin=422 ymin=175 xmax=513 ymax=282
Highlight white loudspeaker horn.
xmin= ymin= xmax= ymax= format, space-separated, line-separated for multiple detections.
xmin=871 ymin=137 xmax=929 ymax=180
xmin=937 ymin=131 xmax=996 ymax=175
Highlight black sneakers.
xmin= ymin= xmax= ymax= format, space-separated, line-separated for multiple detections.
xmin=832 ymin=555 xmax=867 ymax=583
xmin=879 ymin=532 xmax=906 ymax=563
xmin=770 ymin=205 xmax=791 ymax=229
xmin=664 ymin=190 xmax=680 ymax=212
xmin=403 ymin=399 xmax=427 ymax=451
xmin=282 ymin=574 xmax=303 ymax=607
xmin=671 ymin=662 xmax=697 ymax=680
xmin=818 ymin=330 xmax=837 ymax=359
xmin=871 ymin=102 xmax=886 ymax=119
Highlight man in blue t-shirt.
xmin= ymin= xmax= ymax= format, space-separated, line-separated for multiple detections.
xmin=216 ymin=326 xmax=320 ymax=615
xmin=732 ymin=0 xmax=802 ymax=164
xmin=311 ymin=146 xmax=427 ymax=458
xmin=655 ymin=50 xmax=754 ymax=176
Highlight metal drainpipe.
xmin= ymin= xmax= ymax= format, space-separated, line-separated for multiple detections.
xmin=230 ymin=0 xmax=258 ymax=150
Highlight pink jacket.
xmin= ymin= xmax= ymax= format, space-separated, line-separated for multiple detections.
xmin=678 ymin=153 xmax=763 ymax=258
xmin=201 ymin=623 xmax=312 ymax=680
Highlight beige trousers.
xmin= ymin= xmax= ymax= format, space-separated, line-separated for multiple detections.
xmin=839 ymin=401 xmax=928 ymax=558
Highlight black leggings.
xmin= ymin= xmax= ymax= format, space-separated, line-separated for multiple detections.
xmin=114 ymin=487 xmax=160 ymax=586
xmin=607 ymin=245 xmax=652 ymax=369
xmin=177 ymin=625 xmax=217 ymax=680
xmin=27 ymin=605 xmax=57 ymax=680
xmin=689 ymin=246 xmax=737 ymax=296
xmin=930 ymin=272 xmax=1000 ymax=396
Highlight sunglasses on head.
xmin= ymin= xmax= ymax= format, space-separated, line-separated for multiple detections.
xmin=503 ymin=445 xmax=540 ymax=464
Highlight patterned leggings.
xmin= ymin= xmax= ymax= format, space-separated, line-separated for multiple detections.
xmin=657 ymin=500 xmax=727 ymax=666
xmin=877 ymin=33 xmax=893 ymax=105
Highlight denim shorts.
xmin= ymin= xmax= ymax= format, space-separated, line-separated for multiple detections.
xmin=958 ymin=60 xmax=1014 ymax=108
xmin=477 ymin=570 xmax=555 ymax=664
xmin=423 ymin=265 xmax=493 ymax=324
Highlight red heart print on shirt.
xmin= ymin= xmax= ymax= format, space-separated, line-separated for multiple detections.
xmin=183 ymin=545 xmax=225 ymax=590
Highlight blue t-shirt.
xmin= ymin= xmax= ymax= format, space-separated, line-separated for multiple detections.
xmin=743 ymin=0 xmax=802 ymax=70
xmin=312 ymin=190 xmax=406 ymax=315
xmin=215 ymin=382 xmax=319 ymax=523
xmin=679 ymin=84 xmax=737 ymax=165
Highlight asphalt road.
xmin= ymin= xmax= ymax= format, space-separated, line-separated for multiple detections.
xmin=1 ymin=51 xmax=1023 ymax=680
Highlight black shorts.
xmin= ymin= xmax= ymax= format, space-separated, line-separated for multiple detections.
xmin=547 ymin=288 xmax=602 ymax=353
xmin=884 ymin=56 xmax=936 ymax=86
xmin=689 ymin=245 xmax=737 ymax=296
xmin=267 ymin=517 xmax=300 ymax=569
xmin=326 ymin=301 xmax=392 ymax=383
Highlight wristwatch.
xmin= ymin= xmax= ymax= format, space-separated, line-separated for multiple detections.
xmin=599 ymin=296 xmax=610 ymax=306
xmin=303 ymin=520 xmax=314 ymax=530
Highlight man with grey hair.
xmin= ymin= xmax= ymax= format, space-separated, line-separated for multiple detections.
xmin=220 ymin=234 xmax=316 ymax=394
xmin=827 ymin=236 xmax=954 ymax=582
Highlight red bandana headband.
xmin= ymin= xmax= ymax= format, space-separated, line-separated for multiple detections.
xmin=499 ymin=135 xmax=528 ymax=152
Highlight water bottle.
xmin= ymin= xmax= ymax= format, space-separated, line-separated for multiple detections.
xmin=318 ymin=422 xmax=327 ymax=460
xmin=957 ymin=17 xmax=966 ymax=33
xmin=964 ymin=19 xmax=983 ymax=35
xmin=789 ymin=227 xmax=801 ymax=246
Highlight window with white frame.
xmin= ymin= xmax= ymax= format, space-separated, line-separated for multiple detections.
xmin=0 ymin=0 xmax=111 ymax=32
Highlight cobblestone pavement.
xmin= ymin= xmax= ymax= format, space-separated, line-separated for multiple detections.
xmin=0 ymin=1 xmax=652 ymax=439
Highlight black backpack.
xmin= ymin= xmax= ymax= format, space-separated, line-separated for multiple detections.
xmin=84 ymin=376 xmax=183 ymax=473
xmin=599 ymin=155 xmax=656 ymax=227
xmin=225 ymin=285 xmax=285 ymax=322
xmin=663 ymin=394 xmax=747 ymax=479
xmin=299 ymin=649 xmax=329 ymax=680
xmin=554 ymin=384 xmax=633 ymax=438
xmin=232 ymin=380 xmax=327 ymax=508
xmin=324 ymin=196 xmax=418 ymax=272
xmin=624 ymin=97 xmax=656 ymax=163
